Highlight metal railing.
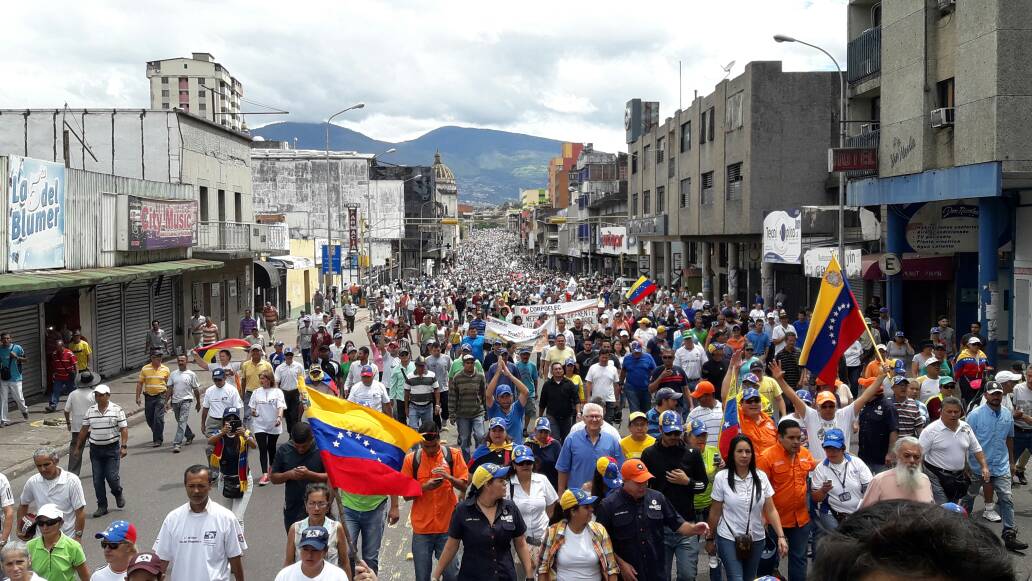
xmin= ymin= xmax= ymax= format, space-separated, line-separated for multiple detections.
xmin=845 ymin=128 xmax=881 ymax=179
xmin=847 ymin=27 xmax=881 ymax=85
xmin=251 ymin=223 xmax=289 ymax=252
xmin=196 ymin=221 xmax=251 ymax=251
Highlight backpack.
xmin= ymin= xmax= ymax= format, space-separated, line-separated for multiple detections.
xmin=411 ymin=445 xmax=455 ymax=478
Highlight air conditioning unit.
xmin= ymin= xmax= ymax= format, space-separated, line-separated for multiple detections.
xmin=938 ymin=0 xmax=956 ymax=13
xmin=930 ymin=107 xmax=955 ymax=128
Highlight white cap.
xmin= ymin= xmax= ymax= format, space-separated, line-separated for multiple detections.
xmin=93 ymin=384 xmax=111 ymax=395
xmin=995 ymin=370 xmax=1021 ymax=383
xmin=968 ymin=336 xmax=982 ymax=345
xmin=924 ymin=357 xmax=939 ymax=365
xmin=36 ymin=503 xmax=62 ymax=520
xmin=876 ymin=344 xmax=887 ymax=351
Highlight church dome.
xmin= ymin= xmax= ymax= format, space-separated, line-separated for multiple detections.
xmin=432 ymin=150 xmax=455 ymax=183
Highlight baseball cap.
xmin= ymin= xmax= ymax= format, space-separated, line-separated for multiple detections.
xmin=996 ymin=370 xmax=1021 ymax=383
xmin=655 ymin=387 xmax=682 ymax=402
xmin=461 ymin=354 xmax=475 ymax=362
xmin=741 ymin=387 xmax=761 ymax=401
xmin=249 ymin=344 xmax=263 ymax=352
xmin=93 ymin=384 xmax=111 ymax=395
xmin=460 ymin=344 xmax=472 ymax=352
xmin=940 ymin=376 xmax=957 ymax=387
xmin=690 ymin=381 xmax=715 ymax=398
xmin=930 ymin=327 xmax=941 ymax=334
xmin=816 ymin=392 xmax=837 ymax=406
xmin=892 ymin=375 xmax=909 ymax=386
xmin=223 ymin=407 xmax=241 ymax=419
xmin=822 ymin=428 xmax=846 ymax=449
xmin=360 ymin=365 xmax=374 ymax=377
xmin=513 ymin=445 xmax=535 ymax=464
xmin=925 ymin=356 xmax=940 ymax=366
xmin=894 ymin=331 xmax=905 ymax=338
xmin=298 ymin=526 xmax=330 ymax=551
xmin=596 ymin=456 xmax=623 ymax=489
xmin=534 ymin=417 xmax=552 ymax=432
xmin=309 ymin=367 xmax=324 ymax=379
xmin=559 ymin=488 xmax=598 ymax=510
xmin=795 ymin=389 xmax=814 ymax=405
xmin=95 ymin=520 xmax=137 ymax=543
xmin=968 ymin=336 xmax=982 ymax=345
xmin=749 ymin=361 xmax=763 ymax=371
xmin=628 ymin=411 xmax=647 ymax=424
xmin=127 ymin=552 xmax=163 ymax=575
xmin=689 ymin=419 xmax=708 ymax=437
xmin=742 ymin=373 xmax=760 ymax=385
xmin=284 ymin=346 xmax=295 ymax=354
xmin=36 ymin=504 xmax=62 ymax=521
xmin=621 ymin=459 xmax=655 ymax=483
xmin=495 ymin=385 xmax=514 ymax=398
xmin=274 ymin=340 xmax=285 ymax=346
xmin=414 ymin=357 xmax=426 ymax=367
xmin=985 ymin=381 xmax=1005 ymax=395
xmin=879 ymin=307 xmax=889 ymax=313
xmin=630 ymin=341 xmax=643 ymax=353
xmin=471 ymin=462 xmax=510 ymax=488
xmin=564 ymin=357 xmax=576 ymax=366
xmin=488 ymin=417 xmax=508 ymax=431
xmin=659 ymin=410 xmax=683 ymax=434
xmin=640 ymin=317 xmax=651 ymax=324
xmin=211 ymin=368 xmax=226 ymax=380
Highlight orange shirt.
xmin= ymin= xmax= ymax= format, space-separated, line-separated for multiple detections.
xmin=401 ymin=446 xmax=469 ymax=534
xmin=726 ymin=336 xmax=746 ymax=351
xmin=740 ymin=412 xmax=778 ymax=457
xmin=757 ymin=444 xmax=816 ymax=528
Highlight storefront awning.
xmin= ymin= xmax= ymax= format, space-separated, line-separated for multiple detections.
xmin=253 ymin=260 xmax=281 ymax=288
xmin=0 ymin=259 xmax=224 ymax=294
xmin=861 ymin=253 xmax=954 ymax=281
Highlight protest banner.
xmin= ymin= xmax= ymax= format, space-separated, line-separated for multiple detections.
xmin=485 ymin=317 xmax=550 ymax=352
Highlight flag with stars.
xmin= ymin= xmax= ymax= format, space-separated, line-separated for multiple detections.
xmin=717 ymin=393 xmax=740 ymax=460
xmin=798 ymin=256 xmax=867 ymax=385
xmin=305 ymin=387 xmax=424 ymax=497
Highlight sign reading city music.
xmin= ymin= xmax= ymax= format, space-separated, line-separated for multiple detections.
xmin=126 ymin=196 xmax=197 ymax=250
xmin=7 ymin=156 xmax=65 ymax=271
xmin=829 ymin=147 xmax=878 ymax=172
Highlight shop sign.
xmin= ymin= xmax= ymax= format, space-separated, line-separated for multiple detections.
xmin=7 ymin=156 xmax=65 ymax=271
xmin=829 ymin=147 xmax=878 ymax=172
xmin=598 ymin=226 xmax=628 ymax=255
xmin=127 ymin=196 xmax=197 ymax=250
xmin=348 ymin=207 xmax=359 ymax=253
xmin=804 ymin=248 xmax=861 ymax=278
xmin=905 ymin=201 xmax=979 ymax=254
xmin=762 ymin=209 xmax=802 ymax=264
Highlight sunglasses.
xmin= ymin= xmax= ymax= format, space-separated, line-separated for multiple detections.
xmin=819 ymin=404 xmax=836 ymax=409
xmin=744 ymin=398 xmax=761 ymax=404
xmin=100 ymin=541 xmax=123 ymax=550
xmin=422 ymin=433 xmax=440 ymax=441
xmin=662 ymin=356 xmax=673 ymax=360
xmin=37 ymin=518 xmax=61 ymax=527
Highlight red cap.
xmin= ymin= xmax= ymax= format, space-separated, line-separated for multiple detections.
xmin=621 ymin=459 xmax=655 ymax=483
xmin=690 ymin=381 xmax=715 ymax=398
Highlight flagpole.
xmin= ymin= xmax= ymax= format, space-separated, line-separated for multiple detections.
xmin=863 ymin=323 xmax=887 ymax=365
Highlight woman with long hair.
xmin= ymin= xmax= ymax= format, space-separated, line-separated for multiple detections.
xmin=433 ymin=463 xmax=534 ymax=581
xmin=248 ymin=369 xmax=286 ymax=486
xmin=537 ymin=488 xmax=618 ymax=581
xmin=284 ymin=483 xmax=351 ymax=572
xmin=469 ymin=417 xmax=514 ymax=473
xmin=704 ymin=435 xmax=787 ymax=581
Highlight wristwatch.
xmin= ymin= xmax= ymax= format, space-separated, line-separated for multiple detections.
xmin=73 ymin=531 xmax=83 ymax=539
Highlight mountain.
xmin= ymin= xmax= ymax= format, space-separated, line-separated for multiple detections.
xmin=251 ymin=122 xmax=565 ymax=204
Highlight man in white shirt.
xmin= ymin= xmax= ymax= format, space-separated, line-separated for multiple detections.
xmin=0 ymin=470 xmax=14 ymax=545
xmin=686 ymin=381 xmax=722 ymax=448
xmin=347 ymin=365 xmax=393 ymax=416
xmin=201 ymin=369 xmax=245 ymax=440
xmin=274 ymin=348 xmax=306 ymax=434
xmin=748 ymin=301 xmax=766 ymax=322
xmin=63 ymin=371 xmax=98 ymax=474
xmin=345 ymin=347 xmax=380 ymax=394
xmin=585 ymin=352 xmax=621 ymax=423
xmin=154 ymin=464 xmax=245 ymax=581
xmin=632 ymin=318 xmax=657 ymax=345
xmin=17 ymin=446 xmax=86 ymax=539
xmin=167 ymin=355 xmax=201 ymax=452
xmin=329 ymin=334 xmax=347 ymax=365
xmin=810 ymin=428 xmax=873 ymax=526
xmin=673 ymin=335 xmax=705 ymax=387
xmin=275 ymin=525 xmax=350 ymax=580
xmin=771 ymin=311 xmax=792 ymax=355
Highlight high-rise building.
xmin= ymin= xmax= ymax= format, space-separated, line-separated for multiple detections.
xmin=146 ymin=52 xmax=245 ymax=131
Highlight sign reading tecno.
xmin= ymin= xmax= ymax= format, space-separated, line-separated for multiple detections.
xmin=598 ymin=226 xmax=629 ymax=255
xmin=762 ymin=209 xmax=802 ymax=264
xmin=124 ymin=196 xmax=197 ymax=250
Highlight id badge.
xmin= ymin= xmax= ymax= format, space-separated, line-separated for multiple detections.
xmin=838 ymin=492 xmax=852 ymax=502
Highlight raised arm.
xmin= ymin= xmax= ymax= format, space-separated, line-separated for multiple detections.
xmin=851 ymin=365 xmax=889 ymax=415
xmin=769 ymin=361 xmax=805 ymax=418
xmin=721 ymin=350 xmax=744 ymax=401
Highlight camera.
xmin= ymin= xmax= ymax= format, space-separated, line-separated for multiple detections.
xmin=229 ymin=419 xmax=242 ymax=431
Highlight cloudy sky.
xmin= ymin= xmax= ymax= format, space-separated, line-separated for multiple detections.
xmin=4 ymin=0 xmax=847 ymax=152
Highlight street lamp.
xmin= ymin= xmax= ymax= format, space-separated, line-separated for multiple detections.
xmin=774 ymin=34 xmax=847 ymax=268
xmin=323 ymin=102 xmax=365 ymax=291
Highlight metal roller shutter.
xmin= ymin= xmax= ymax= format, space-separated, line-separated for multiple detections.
xmin=152 ymin=277 xmax=176 ymax=354
xmin=0 ymin=305 xmax=44 ymax=400
xmin=848 ymin=276 xmax=865 ymax=316
xmin=123 ymin=281 xmax=152 ymax=370
xmin=94 ymin=284 xmax=125 ymax=377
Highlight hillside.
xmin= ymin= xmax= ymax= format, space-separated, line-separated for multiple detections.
xmin=251 ymin=122 xmax=565 ymax=204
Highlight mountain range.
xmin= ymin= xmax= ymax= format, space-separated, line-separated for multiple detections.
xmin=250 ymin=122 xmax=567 ymax=204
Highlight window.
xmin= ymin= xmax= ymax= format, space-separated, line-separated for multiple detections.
xmin=680 ymin=121 xmax=691 ymax=152
xmin=656 ymin=138 xmax=665 ymax=163
xmin=726 ymin=163 xmax=743 ymax=200
xmin=643 ymin=145 xmax=651 ymax=167
xmin=199 ymin=103 xmax=206 ymax=111
xmin=198 ymin=90 xmax=206 ymax=98
xmin=161 ymin=77 xmax=169 ymax=84
xmin=217 ymin=189 xmax=226 ymax=222
xmin=632 ymin=192 xmax=639 ymax=216
xmin=199 ymin=187 xmax=209 ymax=221
xmin=708 ymin=107 xmax=716 ymax=141
xmin=701 ymin=172 xmax=715 ymax=204
xmin=937 ymin=78 xmax=955 ymax=108
xmin=234 ymin=192 xmax=243 ymax=222
xmin=161 ymin=89 xmax=169 ymax=97
xmin=656 ymin=186 xmax=665 ymax=213
xmin=726 ymin=92 xmax=744 ymax=130
xmin=680 ymin=178 xmax=691 ymax=208
xmin=699 ymin=111 xmax=707 ymax=144
xmin=161 ymin=102 xmax=169 ymax=110
xmin=631 ymin=152 xmax=638 ymax=174
xmin=643 ymin=190 xmax=651 ymax=214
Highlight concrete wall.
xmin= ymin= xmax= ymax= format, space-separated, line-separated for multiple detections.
xmin=179 ymin=115 xmax=253 ymax=221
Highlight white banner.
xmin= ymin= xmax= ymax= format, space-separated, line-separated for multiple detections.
xmin=513 ymin=299 xmax=599 ymax=328
xmin=485 ymin=317 xmax=550 ymax=352
xmin=804 ymin=248 xmax=862 ymax=278
xmin=763 ymin=209 xmax=802 ymax=264
xmin=598 ymin=226 xmax=629 ymax=255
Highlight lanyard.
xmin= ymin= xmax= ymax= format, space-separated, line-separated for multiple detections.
xmin=827 ymin=459 xmax=850 ymax=490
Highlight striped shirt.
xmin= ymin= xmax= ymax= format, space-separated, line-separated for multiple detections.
xmin=82 ymin=403 xmax=127 ymax=445
xmin=405 ymin=372 xmax=438 ymax=406
xmin=138 ymin=364 xmax=171 ymax=396
xmin=893 ymin=397 xmax=925 ymax=438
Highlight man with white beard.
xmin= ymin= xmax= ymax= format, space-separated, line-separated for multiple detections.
xmin=860 ymin=436 xmax=934 ymax=507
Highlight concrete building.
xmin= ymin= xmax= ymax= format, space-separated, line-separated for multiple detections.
xmin=146 ymin=53 xmax=245 ymax=131
xmin=431 ymin=151 xmax=460 ymax=257
xmin=625 ymin=61 xmax=840 ymax=310
xmin=547 ymin=143 xmax=583 ymax=209
xmin=846 ymin=0 xmax=1032 ymax=363
xmin=573 ymin=147 xmax=630 ymax=277
xmin=370 ymin=164 xmax=438 ymax=278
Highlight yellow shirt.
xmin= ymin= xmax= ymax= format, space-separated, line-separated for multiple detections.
xmin=727 ymin=376 xmax=783 ymax=417
xmin=69 ymin=340 xmax=92 ymax=370
xmin=138 ymin=364 xmax=170 ymax=396
xmin=620 ymin=434 xmax=656 ymax=459
xmin=241 ymin=359 xmax=273 ymax=392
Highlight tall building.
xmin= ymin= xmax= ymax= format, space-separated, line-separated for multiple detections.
xmin=431 ymin=151 xmax=460 ymax=256
xmin=146 ymin=52 xmax=245 ymax=131
xmin=547 ymin=142 xmax=584 ymax=209
xmin=845 ymin=0 xmax=1032 ymax=362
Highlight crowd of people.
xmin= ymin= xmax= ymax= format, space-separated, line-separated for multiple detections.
xmin=0 ymin=227 xmax=1025 ymax=581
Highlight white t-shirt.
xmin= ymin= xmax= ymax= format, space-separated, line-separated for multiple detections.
xmin=202 ymin=385 xmax=244 ymax=421
xmin=347 ymin=381 xmax=391 ymax=412
xmin=1013 ymin=382 xmax=1032 ymax=430
xmin=917 ymin=376 xmax=941 ymax=404
xmin=154 ymin=500 xmax=247 ymax=581
xmin=0 ymin=472 xmax=13 ymax=536
xmin=64 ymin=388 xmax=96 ymax=431
xmin=248 ymin=387 xmax=287 ymax=435
xmin=674 ymin=344 xmax=706 ymax=379
xmin=505 ymin=473 xmax=558 ymax=542
xmin=275 ymin=361 xmax=305 ymax=392
xmin=20 ymin=470 xmax=86 ymax=537
xmin=687 ymin=403 xmax=723 ymax=447
xmin=329 ymin=343 xmax=347 ymax=364
xmin=801 ymin=405 xmax=857 ymax=463
xmin=345 ymin=362 xmax=379 ymax=390
xmin=90 ymin=564 xmax=129 ymax=581
xmin=568 ymin=421 xmax=621 ymax=441
xmin=919 ymin=420 xmax=983 ymax=471
xmin=771 ymin=325 xmax=789 ymax=354
xmin=168 ymin=369 xmax=200 ymax=403
xmin=711 ymin=469 xmax=774 ymax=542
xmin=274 ymin=561 xmax=350 ymax=581
xmin=584 ymin=364 xmax=620 ymax=403
xmin=555 ymin=525 xmax=600 ymax=581
xmin=748 ymin=308 xmax=766 ymax=321
xmin=810 ymin=455 xmax=874 ymax=515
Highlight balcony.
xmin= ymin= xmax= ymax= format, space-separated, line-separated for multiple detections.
xmin=586 ymin=182 xmax=629 ymax=209
xmin=845 ymin=127 xmax=880 ymax=179
xmin=195 ymin=221 xmax=251 ymax=253
xmin=847 ymin=26 xmax=881 ymax=85
xmin=251 ymin=223 xmax=289 ymax=253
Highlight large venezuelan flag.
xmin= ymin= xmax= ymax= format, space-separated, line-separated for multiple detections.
xmin=625 ymin=276 xmax=658 ymax=305
xmin=798 ymin=256 xmax=867 ymax=385
xmin=717 ymin=394 xmax=740 ymax=459
xmin=193 ymin=339 xmax=251 ymax=362
xmin=305 ymin=388 xmax=423 ymax=497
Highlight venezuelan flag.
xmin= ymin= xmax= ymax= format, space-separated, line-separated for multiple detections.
xmin=624 ymin=276 xmax=657 ymax=305
xmin=798 ymin=256 xmax=867 ymax=385
xmin=194 ymin=338 xmax=251 ymax=363
xmin=717 ymin=394 xmax=739 ymax=459
xmin=305 ymin=388 xmax=423 ymax=497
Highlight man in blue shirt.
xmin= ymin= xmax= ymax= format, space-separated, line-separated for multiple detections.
xmin=461 ymin=327 xmax=485 ymax=363
xmin=514 ymin=348 xmax=540 ymax=432
xmin=486 ymin=363 xmax=529 ymax=442
xmin=0 ymin=332 xmax=29 ymax=425
xmin=962 ymin=382 xmax=1028 ymax=550
xmin=745 ymin=319 xmax=770 ymax=360
xmin=792 ymin=310 xmax=810 ymax=343
xmin=555 ymin=402 xmax=624 ymax=492
xmin=621 ymin=342 xmax=657 ymax=414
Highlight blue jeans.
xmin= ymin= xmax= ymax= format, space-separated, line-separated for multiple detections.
xmin=716 ymin=536 xmax=762 ymax=581
xmin=455 ymin=415 xmax=485 ymax=461
xmin=49 ymin=379 xmax=74 ymax=408
xmin=412 ymin=533 xmax=457 ymax=581
xmin=963 ymin=474 xmax=1015 ymax=530
xmin=663 ymin=528 xmax=701 ymax=581
xmin=344 ymin=499 xmax=387 ymax=574
xmin=408 ymin=403 xmax=434 ymax=430
xmin=144 ymin=394 xmax=166 ymax=444
xmin=1015 ymin=431 xmax=1032 ymax=468
xmin=89 ymin=443 xmax=123 ymax=509
xmin=171 ymin=401 xmax=196 ymax=446
xmin=782 ymin=523 xmax=811 ymax=581
xmin=626 ymin=389 xmax=651 ymax=413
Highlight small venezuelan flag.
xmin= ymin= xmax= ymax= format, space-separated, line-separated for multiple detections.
xmin=193 ymin=338 xmax=251 ymax=363
xmin=799 ymin=256 xmax=867 ymax=385
xmin=305 ymin=388 xmax=424 ymax=497
xmin=624 ymin=276 xmax=658 ymax=305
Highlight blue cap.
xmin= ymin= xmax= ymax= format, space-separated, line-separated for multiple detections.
xmin=795 ymin=389 xmax=814 ymax=405
xmin=564 ymin=357 xmax=577 ymax=366
xmin=659 ymin=410 xmax=683 ymax=434
xmin=822 ymin=428 xmax=846 ymax=449
xmin=488 ymin=417 xmax=508 ymax=431
xmin=892 ymin=375 xmax=909 ymax=385
xmin=742 ymin=373 xmax=760 ymax=385
xmin=559 ymin=488 xmax=598 ymax=510
xmin=689 ymin=419 xmax=708 ymax=437
xmin=495 ymin=385 xmax=513 ymax=397
xmin=283 ymin=346 xmax=294 ymax=354
xmin=360 ymin=365 xmax=375 ymax=377
xmin=298 ymin=526 xmax=329 ymax=550
xmin=630 ymin=341 xmax=643 ymax=352
xmin=598 ymin=457 xmax=623 ymax=489
xmin=513 ymin=445 xmax=535 ymax=464
xmin=95 ymin=520 xmax=136 ymax=543
xmin=534 ymin=417 xmax=552 ymax=432
xmin=742 ymin=387 xmax=761 ymax=401
xmin=223 ymin=407 xmax=241 ymax=419
xmin=211 ymin=368 xmax=226 ymax=380
xmin=941 ymin=502 xmax=968 ymax=517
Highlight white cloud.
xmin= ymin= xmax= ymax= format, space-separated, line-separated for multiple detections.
xmin=1 ymin=0 xmax=847 ymax=153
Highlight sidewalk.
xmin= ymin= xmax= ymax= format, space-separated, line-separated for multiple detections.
xmin=0 ymin=308 xmax=374 ymax=479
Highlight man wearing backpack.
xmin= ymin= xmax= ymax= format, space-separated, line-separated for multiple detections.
xmin=401 ymin=420 xmax=468 ymax=581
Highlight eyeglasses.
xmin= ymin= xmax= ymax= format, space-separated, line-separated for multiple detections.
xmin=744 ymin=398 xmax=761 ymax=404
xmin=100 ymin=541 xmax=123 ymax=550
xmin=306 ymin=501 xmax=329 ymax=509
xmin=422 ymin=434 xmax=440 ymax=441
xmin=37 ymin=518 xmax=61 ymax=527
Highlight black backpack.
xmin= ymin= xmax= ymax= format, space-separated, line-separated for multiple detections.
xmin=411 ymin=445 xmax=455 ymax=477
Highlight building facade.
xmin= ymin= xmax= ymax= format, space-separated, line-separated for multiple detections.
xmin=547 ymin=142 xmax=583 ymax=209
xmin=146 ymin=53 xmax=245 ymax=131
xmin=432 ymin=151 xmax=460 ymax=258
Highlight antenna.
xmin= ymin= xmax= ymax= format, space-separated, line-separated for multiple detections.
xmin=721 ymin=61 xmax=736 ymax=80
xmin=679 ymin=60 xmax=683 ymax=110
xmin=60 ymin=104 xmax=98 ymax=165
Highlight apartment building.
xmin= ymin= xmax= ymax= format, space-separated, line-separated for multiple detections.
xmin=146 ymin=53 xmax=245 ymax=131
xmin=626 ymin=61 xmax=840 ymax=309
xmin=547 ymin=142 xmax=583 ymax=209
xmin=845 ymin=0 xmax=1032 ymax=361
